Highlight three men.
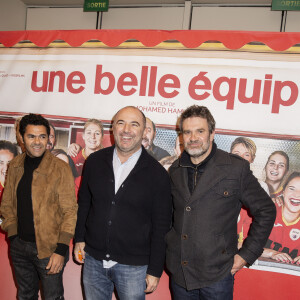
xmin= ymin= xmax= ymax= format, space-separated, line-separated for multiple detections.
xmin=0 ymin=114 xmax=77 ymax=300
xmin=166 ymin=105 xmax=276 ymax=299
xmin=74 ymin=106 xmax=172 ymax=299
xmin=142 ymin=117 xmax=170 ymax=161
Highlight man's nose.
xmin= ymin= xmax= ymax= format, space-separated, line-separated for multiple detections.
xmin=34 ymin=136 xmax=40 ymax=144
xmin=123 ymin=123 xmax=130 ymax=132
xmin=190 ymin=132 xmax=198 ymax=141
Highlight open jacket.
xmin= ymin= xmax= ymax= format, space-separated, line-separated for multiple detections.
xmin=0 ymin=150 xmax=77 ymax=259
xmin=75 ymin=146 xmax=172 ymax=278
xmin=166 ymin=148 xmax=276 ymax=290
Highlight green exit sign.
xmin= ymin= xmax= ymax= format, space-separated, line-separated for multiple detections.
xmin=272 ymin=0 xmax=300 ymax=10
xmin=84 ymin=0 xmax=109 ymax=12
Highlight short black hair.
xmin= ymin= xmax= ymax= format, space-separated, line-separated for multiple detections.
xmin=19 ymin=114 xmax=50 ymax=138
xmin=0 ymin=140 xmax=18 ymax=157
xmin=179 ymin=105 xmax=216 ymax=134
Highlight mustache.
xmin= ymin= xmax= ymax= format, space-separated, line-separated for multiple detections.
xmin=187 ymin=140 xmax=201 ymax=145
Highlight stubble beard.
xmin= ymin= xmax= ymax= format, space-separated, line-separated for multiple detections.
xmin=185 ymin=137 xmax=211 ymax=159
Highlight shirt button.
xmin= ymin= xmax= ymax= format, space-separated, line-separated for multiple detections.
xmin=182 ymin=234 xmax=188 ymax=240
xmin=186 ymin=206 xmax=191 ymax=212
xmin=112 ymin=201 xmax=115 ymax=205
xmin=182 ymin=261 xmax=188 ymax=266
xmin=108 ymin=221 xmax=112 ymax=225
xmin=224 ymin=191 xmax=229 ymax=196
xmin=106 ymin=254 xmax=110 ymax=258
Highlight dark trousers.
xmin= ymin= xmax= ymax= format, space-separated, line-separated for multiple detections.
xmin=171 ymin=273 xmax=234 ymax=300
xmin=10 ymin=236 xmax=68 ymax=300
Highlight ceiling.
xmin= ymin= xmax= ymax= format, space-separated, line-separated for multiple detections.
xmin=21 ymin=0 xmax=273 ymax=7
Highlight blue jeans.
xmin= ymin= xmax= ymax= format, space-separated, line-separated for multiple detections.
xmin=83 ymin=253 xmax=147 ymax=300
xmin=10 ymin=236 xmax=68 ymax=300
xmin=171 ymin=273 xmax=234 ymax=300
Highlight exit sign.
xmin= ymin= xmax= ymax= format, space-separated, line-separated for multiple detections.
xmin=272 ymin=0 xmax=300 ymax=10
xmin=84 ymin=0 xmax=109 ymax=12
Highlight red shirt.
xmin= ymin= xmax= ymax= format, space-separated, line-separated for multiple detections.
xmin=237 ymin=207 xmax=252 ymax=243
xmin=72 ymin=149 xmax=86 ymax=177
xmin=266 ymin=205 xmax=300 ymax=259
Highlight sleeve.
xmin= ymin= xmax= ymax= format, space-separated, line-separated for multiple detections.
xmin=56 ymin=162 xmax=78 ymax=246
xmin=74 ymin=156 xmax=92 ymax=243
xmin=0 ymin=165 xmax=18 ymax=237
xmin=238 ymin=161 xmax=276 ymax=265
xmin=147 ymin=166 xmax=172 ymax=277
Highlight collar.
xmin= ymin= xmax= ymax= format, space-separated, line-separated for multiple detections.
xmin=113 ymin=147 xmax=142 ymax=165
xmin=25 ymin=152 xmax=44 ymax=167
xmin=13 ymin=150 xmax=53 ymax=175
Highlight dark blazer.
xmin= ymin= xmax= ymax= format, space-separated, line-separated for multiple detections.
xmin=166 ymin=148 xmax=276 ymax=290
xmin=75 ymin=146 xmax=172 ymax=278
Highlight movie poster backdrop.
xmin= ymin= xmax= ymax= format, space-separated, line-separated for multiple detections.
xmin=0 ymin=38 xmax=300 ymax=299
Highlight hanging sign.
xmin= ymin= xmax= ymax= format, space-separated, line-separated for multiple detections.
xmin=272 ymin=0 xmax=300 ymax=10
xmin=84 ymin=0 xmax=109 ymax=12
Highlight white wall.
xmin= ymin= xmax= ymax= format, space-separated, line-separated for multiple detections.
xmin=1 ymin=2 xmax=300 ymax=32
xmin=26 ymin=8 xmax=97 ymax=30
xmin=191 ymin=7 xmax=282 ymax=31
xmin=101 ymin=7 xmax=185 ymax=30
xmin=0 ymin=0 xmax=26 ymax=31
xmin=285 ymin=11 xmax=300 ymax=32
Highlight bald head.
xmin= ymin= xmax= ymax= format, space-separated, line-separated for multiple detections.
xmin=142 ymin=117 xmax=156 ymax=150
xmin=112 ymin=106 xmax=146 ymax=160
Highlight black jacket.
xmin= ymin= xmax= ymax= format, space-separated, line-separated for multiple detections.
xmin=75 ymin=146 xmax=172 ymax=277
xmin=166 ymin=148 xmax=276 ymax=290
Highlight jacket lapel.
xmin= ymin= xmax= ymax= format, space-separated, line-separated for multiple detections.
xmin=188 ymin=150 xmax=231 ymax=203
xmin=171 ymin=165 xmax=191 ymax=202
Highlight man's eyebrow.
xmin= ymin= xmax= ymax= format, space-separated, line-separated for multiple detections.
xmin=131 ymin=121 xmax=140 ymax=126
xmin=27 ymin=133 xmax=47 ymax=137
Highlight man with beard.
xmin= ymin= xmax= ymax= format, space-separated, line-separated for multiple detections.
xmin=0 ymin=114 xmax=77 ymax=300
xmin=74 ymin=106 xmax=172 ymax=299
xmin=166 ymin=105 xmax=276 ymax=300
xmin=142 ymin=117 xmax=170 ymax=161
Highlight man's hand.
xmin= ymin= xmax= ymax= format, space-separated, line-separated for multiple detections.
xmin=144 ymin=274 xmax=160 ymax=294
xmin=74 ymin=242 xmax=85 ymax=263
xmin=231 ymin=254 xmax=247 ymax=275
xmin=67 ymin=143 xmax=81 ymax=157
xmin=46 ymin=253 xmax=64 ymax=274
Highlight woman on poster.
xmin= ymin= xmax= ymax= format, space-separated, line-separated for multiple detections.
xmin=70 ymin=119 xmax=104 ymax=177
xmin=262 ymin=172 xmax=300 ymax=264
xmin=264 ymin=151 xmax=289 ymax=201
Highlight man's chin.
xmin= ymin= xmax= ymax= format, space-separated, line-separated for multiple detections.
xmin=186 ymin=148 xmax=207 ymax=158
